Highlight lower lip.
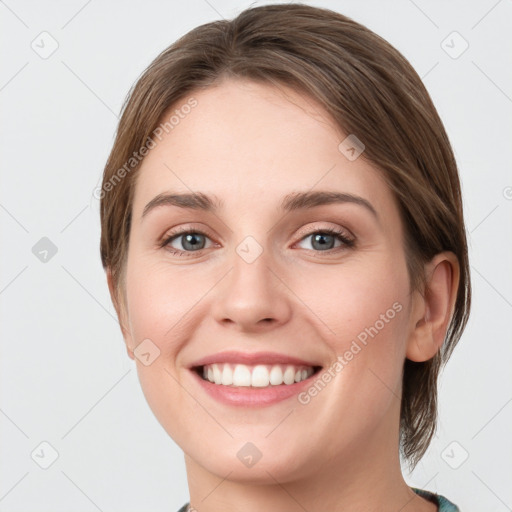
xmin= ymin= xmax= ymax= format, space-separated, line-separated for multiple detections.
xmin=189 ymin=368 xmax=320 ymax=407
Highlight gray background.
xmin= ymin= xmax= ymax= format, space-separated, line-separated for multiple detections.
xmin=1 ymin=0 xmax=511 ymax=511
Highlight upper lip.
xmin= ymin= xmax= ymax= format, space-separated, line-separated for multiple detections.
xmin=188 ymin=351 xmax=322 ymax=369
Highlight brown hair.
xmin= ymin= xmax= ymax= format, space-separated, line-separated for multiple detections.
xmin=99 ymin=3 xmax=471 ymax=471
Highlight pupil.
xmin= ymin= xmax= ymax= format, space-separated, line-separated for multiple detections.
xmin=183 ymin=233 xmax=204 ymax=251
xmin=313 ymin=233 xmax=334 ymax=250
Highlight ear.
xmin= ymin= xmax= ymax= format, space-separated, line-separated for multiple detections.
xmin=106 ymin=267 xmax=135 ymax=360
xmin=406 ymin=251 xmax=460 ymax=362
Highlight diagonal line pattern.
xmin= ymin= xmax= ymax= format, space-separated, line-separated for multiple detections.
xmin=470 ymin=204 xmax=499 ymax=233
xmin=265 ymin=163 xmax=337 ymax=235
xmin=397 ymin=472 xmax=439 ymax=511
xmin=60 ymin=205 xmax=89 ymax=233
xmin=163 ymin=162 xmax=233 ymax=234
xmin=471 ymin=0 xmax=503 ymax=30
xmin=471 ymin=265 xmax=512 ymax=308
xmin=61 ymin=265 xmax=119 ymax=323
xmin=61 ymin=370 xmax=131 ymax=439
xmin=471 ymin=395 xmax=512 ymax=439
xmin=0 ymin=203 xmax=29 ymax=232
xmin=164 ymin=267 xmax=234 ymax=336
xmin=61 ymin=61 xmax=119 ymax=118
xmin=0 ymin=0 xmax=29 ymax=28
xmin=471 ymin=470 xmax=511 ymax=509
xmin=202 ymin=0 xmax=225 ymax=20
xmin=0 ymin=62 xmax=29 ymax=92
xmin=61 ymin=0 xmax=93 ymax=29
xmin=0 ymin=472 xmax=29 ymax=502
xmin=61 ymin=471 xmax=104 ymax=511
xmin=265 ymin=470 xmax=310 ymax=511
xmin=407 ymin=0 xmax=439 ymax=28
xmin=266 ymin=266 xmax=336 ymax=335
xmin=367 ymin=367 xmax=401 ymax=400
xmin=0 ymin=408 xmax=29 ymax=438
xmin=0 ymin=266 xmax=28 ymax=295
xmin=472 ymin=61 xmax=512 ymax=104
xmin=163 ymin=368 xmax=233 ymax=438
xmin=421 ymin=61 xmax=439 ymax=80
xmin=265 ymin=409 xmax=294 ymax=437
xmin=199 ymin=470 xmax=233 ymax=503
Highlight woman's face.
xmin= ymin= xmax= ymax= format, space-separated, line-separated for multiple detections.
xmin=118 ymin=78 xmax=420 ymax=483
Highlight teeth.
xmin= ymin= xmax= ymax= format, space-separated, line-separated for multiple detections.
xmin=200 ymin=363 xmax=315 ymax=387
xmin=251 ymin=365 xmax=269 ymax=387
xmin=233 ymin=364 xmax=252 ymax=386
xmin=213 ymin=364 xmax=222 ymax=384
xmin=221 ymin=364 xmax=233 ymax=385
xmin=283 ymin=366 xmax=296 ymax=385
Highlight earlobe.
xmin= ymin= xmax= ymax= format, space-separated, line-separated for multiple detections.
xmin=125 ymin=344 xmax=135 ymax=360
xmin=406 ymin=252 xmax=460 ymax=362
xmin=106 ymin=267 xmax=135 ymax=361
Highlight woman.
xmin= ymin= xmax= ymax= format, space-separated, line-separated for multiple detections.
xmin=99 ymin=4 xmax=470 ymax=511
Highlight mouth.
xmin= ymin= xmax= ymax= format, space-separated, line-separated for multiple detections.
xmin=189 ymin=363 xmax=323 ymax=407
xmin=187 ymin=350 xmax=324 ymax=406
xmin=192 ymin=363 xmax=323 ymax=388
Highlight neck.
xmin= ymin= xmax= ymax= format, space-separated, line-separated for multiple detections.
xmin=183 ymin=398 xmax=436 ymax=512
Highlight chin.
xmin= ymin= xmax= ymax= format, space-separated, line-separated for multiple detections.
xmin=195 ymin=443 xmax=314 ymax=484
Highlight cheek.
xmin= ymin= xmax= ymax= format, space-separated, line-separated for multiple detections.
xmin=123 ymin=256 xmax=196 ymax=354
xmin=301 ymin=254 xmax=407 ymax=333
xmin=123 ymin=258 xmax=200 ymax=437
xmin=293 ymin=256 xmax=410 ymax=387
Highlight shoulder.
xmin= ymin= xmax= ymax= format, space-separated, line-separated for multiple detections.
xmin=411 ymin=487 xmax=461 ymax=511
xmin=178 ymin=493 xmax=461 ymax=512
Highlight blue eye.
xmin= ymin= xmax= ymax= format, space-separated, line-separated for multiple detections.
xmin=161 ymin=227 xmax=355 ymax=257
xmin=162 ymin=229 xmax=212 ymax=254
xmin=296 ymin=228 xmax=354 ymax=251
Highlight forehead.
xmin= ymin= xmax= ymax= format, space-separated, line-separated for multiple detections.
xmin=133 ymin=79 xmax=394 ymax=218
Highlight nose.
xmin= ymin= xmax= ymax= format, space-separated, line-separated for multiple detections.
xmin=211 ymin=248 xmax=293 ymax=333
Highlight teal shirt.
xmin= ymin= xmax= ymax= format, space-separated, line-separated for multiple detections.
xmin=178 ymin=488 xmax=460 ymax=511
xmin=412 ymin=487 xmax=460 ymax=511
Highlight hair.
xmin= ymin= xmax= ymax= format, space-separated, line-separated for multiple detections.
xmin=99 ymin=3 xmax=471 ymax=472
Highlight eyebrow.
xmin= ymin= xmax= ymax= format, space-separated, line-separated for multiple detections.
xmin=141 ymin=190 xmax=378 ymax=221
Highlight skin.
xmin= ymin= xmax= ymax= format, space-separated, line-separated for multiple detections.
xmin=107 ymin=78 xmax=459 ymax=512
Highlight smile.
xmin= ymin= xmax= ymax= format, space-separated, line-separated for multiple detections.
xmin=198 ymin=363 xmax=318 ymax=387
xmin=188 ymin=350 xmax=323 ymax=406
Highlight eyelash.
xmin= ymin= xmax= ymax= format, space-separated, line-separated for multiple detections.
xmin=160 ymin=226 xmax=355 ymax=258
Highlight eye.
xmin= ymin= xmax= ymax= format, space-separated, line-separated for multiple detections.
xmin=160 ymin=225 xmax=355 ymax=257
xmin=295 ymin=227 xmax=355 ymax=252
xmin=161 ymin=228 xmax=214 ymax=256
